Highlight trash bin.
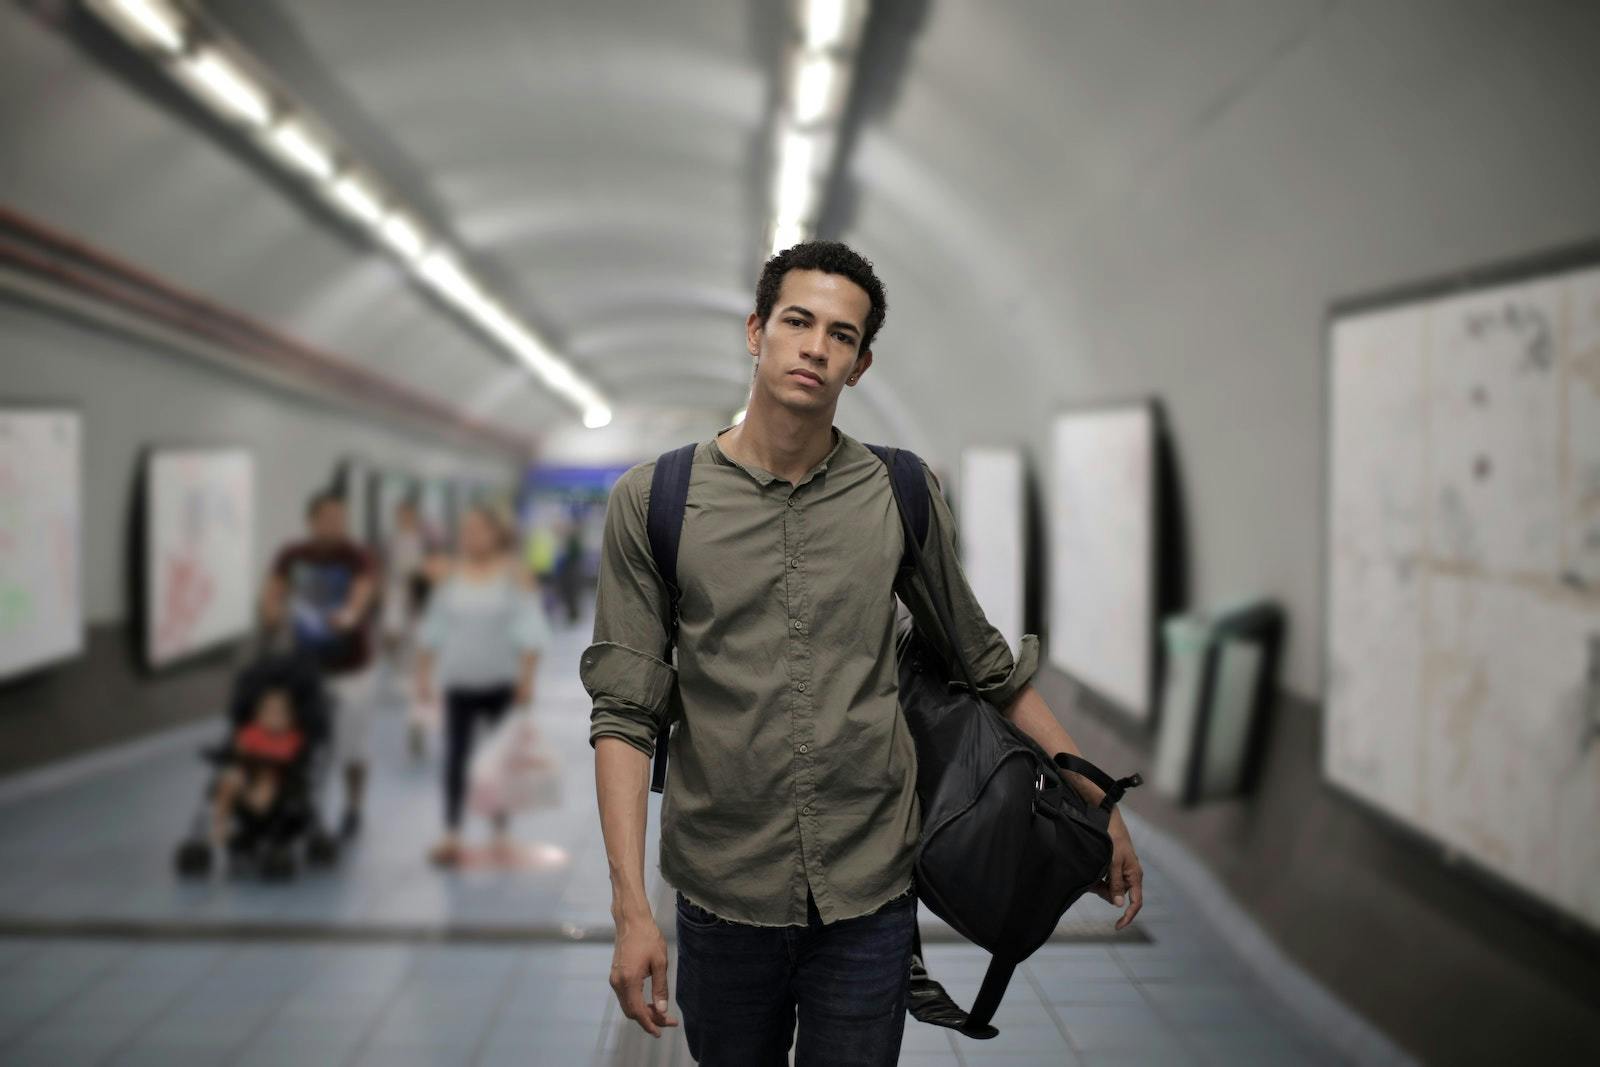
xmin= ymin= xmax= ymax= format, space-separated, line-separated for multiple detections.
xmin=1152 ymin=601 xmax=1284 ymax=805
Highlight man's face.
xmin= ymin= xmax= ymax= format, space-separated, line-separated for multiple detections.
xmin=309 ymin=499 xmax=348 ymax=543
xmin=745 ymin=269 xmax=874 ymax=414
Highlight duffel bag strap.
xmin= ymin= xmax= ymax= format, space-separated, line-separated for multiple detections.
xmin=906 ymin=919 xmax=1002 ymax=1040
xmin=1054 ymin=752 xmax=1145 ymax=812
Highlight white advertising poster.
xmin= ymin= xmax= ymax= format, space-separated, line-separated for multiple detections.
xmin=145 ymin=448 xmax=255 ymax=668
xmin=959 ymin=447 xmax=1026 ymax=652
xmin=1047 ymin=404 xmax=1156 ymax=721
xmin=0 ymin=408 xmax=83 ymax=680
xmin=1326 ymin=261 xmax=1600 ymax=933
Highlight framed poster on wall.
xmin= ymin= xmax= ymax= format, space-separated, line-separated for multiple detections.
xmin=1047 ymin=401 xmax=1158 ymax=723
xmin=1325 ymin=245 xmax=1600 ymax=934
xmin=0 ymin=406 xmax=83 ymax=681
xmin=144 ymin=447 xmax=255 ymax=668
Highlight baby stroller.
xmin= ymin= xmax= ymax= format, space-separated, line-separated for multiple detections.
xmin=173 ymin=649 xmax=341 ymax=882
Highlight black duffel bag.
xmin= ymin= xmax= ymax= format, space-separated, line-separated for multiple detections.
xmin=868 ymin=444 xmax=1144 ymax=1040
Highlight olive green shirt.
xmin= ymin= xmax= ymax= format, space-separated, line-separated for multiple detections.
xmin=582 ymin=424 xmax=1040 ymax=927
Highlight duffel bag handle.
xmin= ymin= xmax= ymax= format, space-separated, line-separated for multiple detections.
xmin=1054 ymin=752 xmax=1144 ymax=813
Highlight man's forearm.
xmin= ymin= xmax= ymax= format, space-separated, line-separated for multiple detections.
xmin=1003 ymin=683 xmax=1130 ymax=835
xmin=595 ymin=736 xmax=654 ymax=923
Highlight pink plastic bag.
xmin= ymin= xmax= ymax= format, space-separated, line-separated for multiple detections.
xmin=468 ymin=709 xmax=561 ymax=816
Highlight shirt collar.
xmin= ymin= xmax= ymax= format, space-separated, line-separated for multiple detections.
xmin=710 ymin=424 xmax=845 ymax=487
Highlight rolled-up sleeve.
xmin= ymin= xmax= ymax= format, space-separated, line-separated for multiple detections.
xmin=895 ymin=459 xmax=1041 ymax=711
xmin=582 ymin=463 xmax=678 ymax=757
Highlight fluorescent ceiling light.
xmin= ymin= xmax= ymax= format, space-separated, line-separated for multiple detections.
xmin=770 ymin=219 xmax=807 ymax=256
xmin=381 ymin=213 xmax=426 ymax=261
xmin=102 ymin=0 xmax=186 ymax=54
xmin=331 ymin=175 xmax=383 ymax=225
xmin=803 ymin=0 xmax=851 ymax=50
xmin=792 ymin=55 xmax=837 ymax=125
xmin=182 ymin=50 xmax=271 ymax=127
xmin=84 ymin=1 xmax=614 ymax=430
xmin=774 ymin=130 xmax=818 ymax=225
xmin=419 ymin=251 xmax=482 ymax=310
xmin=268 ymin=121 xmax=333 ymax=181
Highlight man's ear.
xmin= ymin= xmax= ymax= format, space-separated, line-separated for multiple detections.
xmin=850 ymin=348 xmax=874 ymax=383
xmin=745 ymin=311 xmax=764 ymax=358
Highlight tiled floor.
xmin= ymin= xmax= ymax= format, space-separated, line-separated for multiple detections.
xmin=0 ymin=611 xmax=1389 ymax=1065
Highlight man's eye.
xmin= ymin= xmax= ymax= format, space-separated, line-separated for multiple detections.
xmin=786 ymin=317 xmax=807 ymax=327
xmin=834 ymin=333 xmax=855 ymax=344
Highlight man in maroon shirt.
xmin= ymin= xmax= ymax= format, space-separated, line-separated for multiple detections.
xmin=260 ymin=490 xmax=378 ymax=837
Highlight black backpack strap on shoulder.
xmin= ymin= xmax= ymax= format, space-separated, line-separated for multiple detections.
xmin=867 ymin=443 xmax=978 ymax=693
xmin=864 ymin=443 xmax=930 ymax=574
xmin=644 ymin=442 xmax=697 ymax=794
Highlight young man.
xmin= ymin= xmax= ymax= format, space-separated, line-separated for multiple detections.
xmin=261 ymin=490 xmax=378 ymax=838
xmin=586 ymin=241 xmax=1145 ymax=1066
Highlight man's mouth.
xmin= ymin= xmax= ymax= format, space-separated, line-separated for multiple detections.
xmin=789 ymin=370 xmax=823 ymax=387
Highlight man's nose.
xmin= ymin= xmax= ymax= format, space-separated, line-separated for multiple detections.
xmin=801 ymin=324 xmax=830 ymax=360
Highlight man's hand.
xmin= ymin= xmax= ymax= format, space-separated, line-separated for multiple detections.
xmin=609 ymin=911 xmax=678 ymax=1037
xmin=1093 ymin=819 xmax=1144 ymax=930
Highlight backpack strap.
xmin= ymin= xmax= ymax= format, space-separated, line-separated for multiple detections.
xmin=644 ymin=442 xmax=697 ymax=794
xmin=864 ymin=442 xmax=930 ymax=574
xmin=866 ymin=443 xmax=979 ymax=693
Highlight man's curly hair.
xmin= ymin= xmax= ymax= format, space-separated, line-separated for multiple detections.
xmin=754 ymin=240 xmax=888 ymax=353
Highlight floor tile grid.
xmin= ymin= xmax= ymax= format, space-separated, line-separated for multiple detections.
xmin=1105 ymin=942 xmax=1348 ymax=1067
xmin=203 ymin=946 xmax=328 ymax=1066
xmin=460 ymin=945 xmax=531 ymax=1067
xmin=335 ymin=941 xmax=432 ymax=1066
xmin=0 ymin=941 xmax=148 ymax=1049
xmin=38 ymin=941 xmax=239 ymax=1065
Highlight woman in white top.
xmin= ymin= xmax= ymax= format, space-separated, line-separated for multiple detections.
xmin=413 ymin=504 xmax=551 ymax=866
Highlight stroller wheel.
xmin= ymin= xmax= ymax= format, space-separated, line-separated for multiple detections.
xmin=174 ymin=839 xmax=213 ymax=879
xmin=305 ymin=831 xmax=339 ymax=867
xmin=260 ymin=845 xmax=298 ymax=882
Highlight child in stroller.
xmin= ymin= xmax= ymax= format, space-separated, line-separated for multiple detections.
xmin=174 ymin=651 xmax=341 ymax=881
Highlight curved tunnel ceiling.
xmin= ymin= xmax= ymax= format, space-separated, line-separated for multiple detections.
xmin=220 ymin=0 xmax=782 ymax=425
xmin=8 ymin=0 xmax=1345 ymax=463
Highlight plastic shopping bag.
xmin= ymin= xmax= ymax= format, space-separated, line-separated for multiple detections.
xmin=408 ymin=692 xmax=442 ymax=733
xmin=468 ymin=708 xmax=561 ymax=817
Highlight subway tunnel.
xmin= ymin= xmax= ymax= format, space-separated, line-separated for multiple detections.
xmin=2 ymin=1 xmax=1599 ymax=1064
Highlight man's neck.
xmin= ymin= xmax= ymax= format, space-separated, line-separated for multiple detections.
xmin=721 ymin=401 xmax=836 ymax=486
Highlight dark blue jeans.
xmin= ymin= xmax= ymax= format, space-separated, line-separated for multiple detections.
xmin=674 ymin=883 xmax=917 ymax=1067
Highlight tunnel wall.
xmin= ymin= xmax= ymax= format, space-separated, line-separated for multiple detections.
xmin=0 ymin=301 xmax=520 ymax=774
xmin=845 ymin=0 xmax=1600 ymax=700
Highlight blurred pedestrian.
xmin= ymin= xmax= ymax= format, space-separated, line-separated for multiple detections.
xmin=413 ymin=504 xmax=551 ymax=866
xmin=259 ymin=489 xmax=378 ymax=839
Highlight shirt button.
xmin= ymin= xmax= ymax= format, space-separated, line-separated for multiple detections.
xmin=793 ymin=620 xmax=803 ymax=630
xmin=802 ymin=805 xmax=813 ymax=815
xmin=798 ymin=744 xmax=809 ymax=753
xmin=787 ymin=498 xmax=796 ymax=508
xmin=796 ymin=681 xmax=806 ymax=692
xmin=789 ymin=558 xmax=799 ymax=569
